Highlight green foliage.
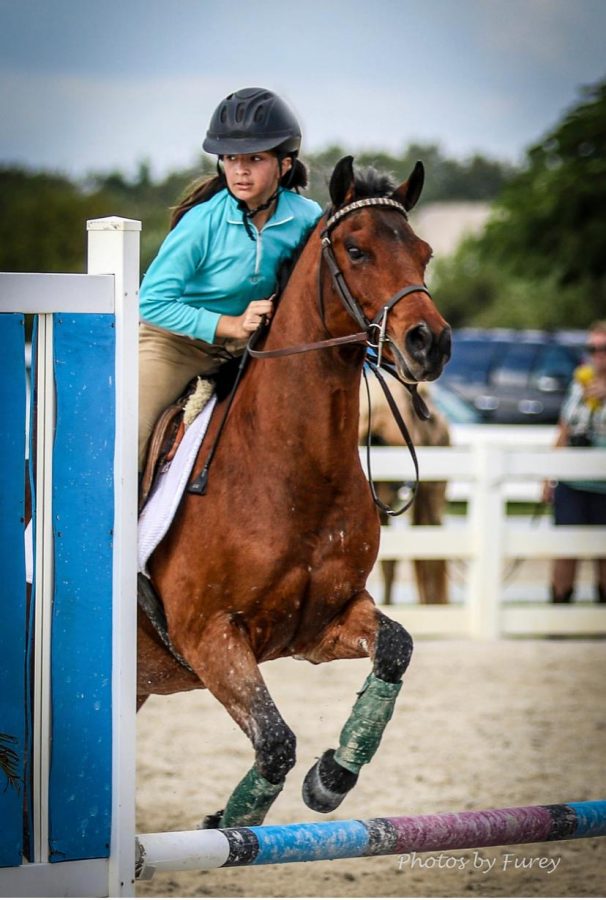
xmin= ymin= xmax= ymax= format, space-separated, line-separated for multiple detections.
xmin=0 ymin=146 xmax=514 ymax=279
xmin=0 ymin=168 xmax=114 ymax=273
xmin=433 ymin=245 xmax=599 ymax=329
xmin=305 ymin=142 xmax=515 ymax=208
xmin=436 ymin=78 xmax=606 ymax=328
xmin=482 ymin=80 xmax=606 ymax=284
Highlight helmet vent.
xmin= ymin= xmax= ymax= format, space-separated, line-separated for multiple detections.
xmin=220 ymin=106 xmax=227 ymax=124
xmin=235 ymin=103 xmax=245 ymax=123
xmin=254 ymin=105 xmax=266 ymax=123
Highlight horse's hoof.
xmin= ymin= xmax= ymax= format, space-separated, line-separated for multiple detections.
xmin=302 ymin=749 xmax=358 ymax=813
xmin=199 ymin=809 xmax=224 ymax=830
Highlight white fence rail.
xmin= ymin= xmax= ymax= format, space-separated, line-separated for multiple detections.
xmin=364 ymin=442 xmax=606 ymax=639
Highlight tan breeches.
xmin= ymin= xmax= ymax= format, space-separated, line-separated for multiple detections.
xmin=138 ymin=323 xmax=246 ymax=470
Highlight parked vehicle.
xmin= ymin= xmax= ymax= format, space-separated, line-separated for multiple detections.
xmin=429 ymin=382 xmax=482 ymax=424
xmin=438 ymin=329 xmax=585 ymax=424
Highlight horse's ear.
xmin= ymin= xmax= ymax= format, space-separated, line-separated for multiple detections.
xmin=329 ymin=155 xmax=356 ymax=208
xmin=392 ymin=161 xmax=425 ymax=211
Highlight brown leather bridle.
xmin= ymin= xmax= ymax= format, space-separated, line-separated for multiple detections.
xmin=249 ymin=196 xmax=433 ymax=367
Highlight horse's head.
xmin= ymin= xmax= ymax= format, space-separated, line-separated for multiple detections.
xmin=322 ymin=156 xmax=451 ymax=382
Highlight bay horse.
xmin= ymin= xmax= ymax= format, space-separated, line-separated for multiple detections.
xmin=137 ymin=156 xmax=451 ymax=828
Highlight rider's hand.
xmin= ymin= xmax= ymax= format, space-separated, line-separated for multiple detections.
xmin=216 ymin=297 xmax=274 ymax=341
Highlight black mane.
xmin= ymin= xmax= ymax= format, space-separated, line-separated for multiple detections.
xmin=352 ymin=165 xmax=397 ymax=199
xmin=276 ymin=165 xmax=398 ymax=295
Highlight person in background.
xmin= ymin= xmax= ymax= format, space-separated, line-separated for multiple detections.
xmin=138 ymin=87 xmax=322 ymax=470
xmin=543 ymin=321 xmax=606 ymax=603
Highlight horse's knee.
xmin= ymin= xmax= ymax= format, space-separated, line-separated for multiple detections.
xmin=373 ymin=614 xmax=413 ymax=683
xmin=255 ymin=720 xmax=297 ymax=785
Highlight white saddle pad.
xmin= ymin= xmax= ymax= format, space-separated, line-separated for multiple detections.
xmin=138 ymin=394 xmax=216 ymax=575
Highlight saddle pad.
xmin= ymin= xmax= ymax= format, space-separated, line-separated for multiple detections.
xmin=138 ymin=394 xmax=216 ymax=575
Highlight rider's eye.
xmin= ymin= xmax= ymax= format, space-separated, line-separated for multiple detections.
xmin=347 ymin=245 xmax=364 ymax=261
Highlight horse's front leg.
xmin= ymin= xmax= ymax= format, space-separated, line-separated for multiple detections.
xmin=178 ymin=613 xmax=296 ymax=828
xmin=299 ymin=590 xmax=413 ymax=813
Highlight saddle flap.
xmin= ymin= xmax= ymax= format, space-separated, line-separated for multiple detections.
xmin=139 ymin=377 xmax=216 ymax=513
xmin=139 ymin=404 xmax=185 ymax=513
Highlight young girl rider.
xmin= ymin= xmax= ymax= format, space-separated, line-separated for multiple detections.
xmin=138 ymin=88 xmax=323 ymax=469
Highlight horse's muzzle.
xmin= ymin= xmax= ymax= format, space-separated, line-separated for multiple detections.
xmin=404 ymin=324 xmax=452 ymax=380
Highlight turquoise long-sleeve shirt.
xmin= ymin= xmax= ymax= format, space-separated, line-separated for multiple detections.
xmin=139 ymin=188 xmax=323 ymax=343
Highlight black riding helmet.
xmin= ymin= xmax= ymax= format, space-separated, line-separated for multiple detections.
xmin=203 ymin=88 xmax=302 ymax=156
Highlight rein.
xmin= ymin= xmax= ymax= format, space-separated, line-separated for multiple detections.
xmin=362 ymin=360 xmax=420 ymax=516
xmin=189 ymin=196 xmax=434 ymax=515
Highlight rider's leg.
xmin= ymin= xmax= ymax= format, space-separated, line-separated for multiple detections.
xmin=138 ymin=324 xmax=227 ymax=470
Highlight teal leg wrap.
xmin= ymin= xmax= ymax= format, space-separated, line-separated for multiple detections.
xmin=220 ymin=765 xmax=284 ymax=828
xmin=334 ymin=673 xmax=402 ymax=774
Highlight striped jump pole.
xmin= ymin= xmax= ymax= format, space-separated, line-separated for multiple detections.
xmin=136 ymin=800 xmax=606 ymax=878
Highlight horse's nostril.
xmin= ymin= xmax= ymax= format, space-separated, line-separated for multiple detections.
xmin=406 ymin=324 xmax=432 ymax=360
xmin=438 ymin=326 xmax=452 ymax=361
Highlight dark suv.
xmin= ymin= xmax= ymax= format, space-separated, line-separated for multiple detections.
xmin=438 ymin=329 xmax=586 ymax=424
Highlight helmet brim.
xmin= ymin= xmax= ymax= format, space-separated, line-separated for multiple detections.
xmin=203 ymin=134 xmax=300 ymax=155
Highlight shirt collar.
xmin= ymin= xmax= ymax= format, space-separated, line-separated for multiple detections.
xmin=225 ymin=189 xmax=294 ymax=228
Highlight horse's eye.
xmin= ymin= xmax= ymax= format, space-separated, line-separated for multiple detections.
xmin=347 ymin=245 xmax=364 ymax=261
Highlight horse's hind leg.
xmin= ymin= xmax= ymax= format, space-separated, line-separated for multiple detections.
xmin=300 ymin=591 xmax=412 ymax=813
xmin=179 ymin=614 xmax=296 ymax=828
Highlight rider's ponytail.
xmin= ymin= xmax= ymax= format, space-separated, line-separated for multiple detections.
xmin=281 ymin=156 xmax=308 ymax=191
xmin=170 ymin=173 xmax=227 ymax=230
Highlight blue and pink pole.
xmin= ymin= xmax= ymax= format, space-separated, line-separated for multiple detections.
xmin=136 ymin=800 xmax=606 ymax=878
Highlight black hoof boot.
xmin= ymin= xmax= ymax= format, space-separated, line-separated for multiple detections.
xmin=199 ymin=809 xmax=223 ymax=830
xmin=302 ymin=749 xmax=358 ymax=813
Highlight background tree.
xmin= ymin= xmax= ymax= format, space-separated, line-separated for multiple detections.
xmin=434 ymin=77 xmax=606 ymax=328
xmin=0 ymin=168 xmax=114 ymax=273
xmin=305 ymin=142 xmax=514 ymax=209
xmin=0 ymin=146 xmax=514 ymax=278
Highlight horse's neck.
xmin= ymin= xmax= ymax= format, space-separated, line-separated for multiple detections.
xmin=238 ymin=236 xmax=365 ymax=470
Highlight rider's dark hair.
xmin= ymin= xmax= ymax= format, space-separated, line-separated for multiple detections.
xmin=170 ymin=153 xmax=309 ymax=230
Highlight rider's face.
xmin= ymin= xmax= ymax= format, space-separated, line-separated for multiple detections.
xmin=223 ymin=152 xmax=292 ymax=209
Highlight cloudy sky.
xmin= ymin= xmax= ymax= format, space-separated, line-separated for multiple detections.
xmin=1 ymin=0 xmax=605 ymax=179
